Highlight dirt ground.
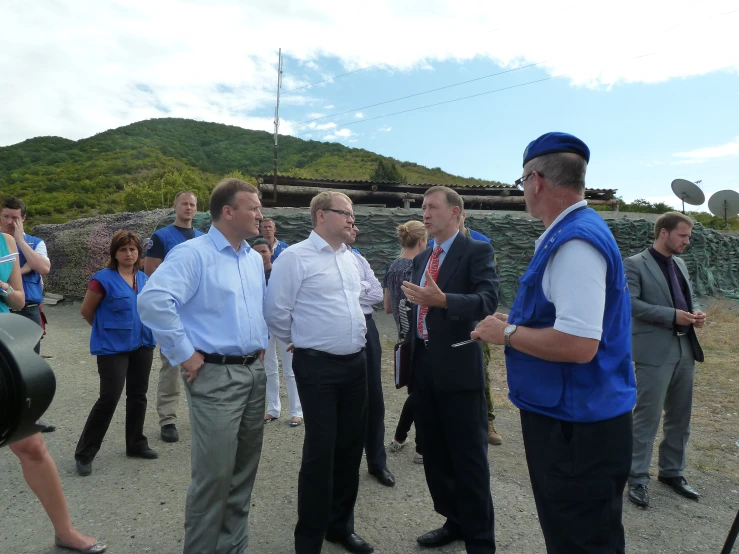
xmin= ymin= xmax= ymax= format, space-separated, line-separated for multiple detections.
xmin=2 ymin=300 xmax=739 ymax=554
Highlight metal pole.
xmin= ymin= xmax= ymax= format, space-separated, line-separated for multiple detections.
xmin=272 ymin=48 xmax=283 ymax=204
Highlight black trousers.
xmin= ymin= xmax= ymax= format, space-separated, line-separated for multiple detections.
xmin=413 ymin=347 xmax=496 ymax=553
xmin=15 ymin=305 xmax=42 ymax=354
xmin=75 ymin=347 xmax=154 ymax=463
xmin=520 ymin=409 xmax=632 ymax=554
xmin=394 ymin=391 xmax=422 ymax=453
xmin=363 ymin=314 xmax=386 ymax=472
xmin=292 ymin=349 xmax=368 ymax=554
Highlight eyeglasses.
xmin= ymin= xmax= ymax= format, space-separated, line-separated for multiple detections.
xmin=323 ymin=208 xmax=355 ymax=220
xmin=514 ymin=171 xmax=544 ymax=189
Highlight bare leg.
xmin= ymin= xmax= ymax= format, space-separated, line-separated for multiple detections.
xmin=9 ymin=433 xmax=98 ymax=549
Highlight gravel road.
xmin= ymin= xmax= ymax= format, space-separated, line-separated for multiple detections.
xmin=1 ymin=302 xmax=737 ymax=553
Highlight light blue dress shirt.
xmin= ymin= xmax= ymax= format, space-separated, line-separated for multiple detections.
xmin=417 ymin=231 xmax=458 ymax=338
xmin=137 ymin=225 xmax=268 ymax=366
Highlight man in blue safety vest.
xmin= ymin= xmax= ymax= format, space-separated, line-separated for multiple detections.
xmin=144 ymin=190 xmax=203 ymax=444
xmin=1 ymin=197 xmax=55 ymax=433
xmin=472 ymin=132 xmax=636 ymax=554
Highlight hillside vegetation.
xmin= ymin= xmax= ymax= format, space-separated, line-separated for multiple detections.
xmin=0 ymin=117 xmax=507 ymax=226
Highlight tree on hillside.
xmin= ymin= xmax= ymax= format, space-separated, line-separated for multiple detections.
xmin=123 ymin=169 xmax=212 ymax=212
xmin=370 ymin=159 xmax=407 ymax=183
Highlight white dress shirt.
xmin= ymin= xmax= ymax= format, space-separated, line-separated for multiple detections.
xmin=535 ymin=200 xmax=607 ymax=340
xmin=265 ymin=231 xmax=367 ymax=355
xmin=351 ymin=250 xmax=383 ymax=315
xmin=137 ymin=225 xmax=268 ymax=366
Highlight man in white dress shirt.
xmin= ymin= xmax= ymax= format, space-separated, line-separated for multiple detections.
xmin=265 ymin=192 xmax=374 ymax=554
xmin=346 ymin=224 xmax=395 ymax=487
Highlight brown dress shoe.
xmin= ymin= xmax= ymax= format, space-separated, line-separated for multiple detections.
xmin=488 ymin=421 xmax=503 ymax=445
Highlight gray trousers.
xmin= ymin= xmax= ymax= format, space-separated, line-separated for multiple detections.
xmin=157 ymin=350 xmax=181 ymax=427
xmin=182 ymin=360 xmax=266 ymax=554
xmin=629 ymin=334 xmax=695 ymax=486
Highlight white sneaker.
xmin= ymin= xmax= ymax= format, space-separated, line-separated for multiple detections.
xmin=388 ymin=438 xmax=409 ymax=452
xmin=414 ymin=453 xmax=424 ymax=464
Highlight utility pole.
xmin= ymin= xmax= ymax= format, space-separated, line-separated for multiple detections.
xmin=272 ymin=48 xmax=283 ymax=203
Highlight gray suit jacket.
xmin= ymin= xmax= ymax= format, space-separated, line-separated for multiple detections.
xmin=624 ymin=249 xmax=704 ymax=366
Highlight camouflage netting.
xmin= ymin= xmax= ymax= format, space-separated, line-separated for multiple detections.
xmin=35 ymin=208 xmax=739 ymax=305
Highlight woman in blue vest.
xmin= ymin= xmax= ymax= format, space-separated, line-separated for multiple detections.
xmin=2 ymin=232 xmax=107 ymax=552
xmin=75 ymin=230 xmax=157 ymax=477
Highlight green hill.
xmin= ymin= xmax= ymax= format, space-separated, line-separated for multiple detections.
xmin=0 ymin=117 xmax=507 ymax=226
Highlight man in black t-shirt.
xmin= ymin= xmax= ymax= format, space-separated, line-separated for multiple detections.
xmin=145 ymin=191 xmax=203 ymax=444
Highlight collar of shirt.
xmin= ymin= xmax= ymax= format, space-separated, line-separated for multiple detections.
xmin=648 ymin=247 xmax=671 ymax=265
xmin=308 ymin=230 xmax=347 ymax=254
xmin=208 ymin=224 xmax=250 ymax=254
xmin=534 ymin=199 xmax=588 ymax=251
xmin=435 ymin=230 xmax=459 ymax=255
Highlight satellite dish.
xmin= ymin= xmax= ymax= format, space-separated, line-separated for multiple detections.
xmin=671 ymin=179 xmax=705 ymax=214
xmin=708 ymin=190 xmax=739 ymax=227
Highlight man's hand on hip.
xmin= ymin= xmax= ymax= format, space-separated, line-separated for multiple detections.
xmin=181 ymin=351 xmax=205 ymax=383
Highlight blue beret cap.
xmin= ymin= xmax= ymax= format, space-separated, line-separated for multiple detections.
xmin=522 ymin=132 xmax=590 ymax=167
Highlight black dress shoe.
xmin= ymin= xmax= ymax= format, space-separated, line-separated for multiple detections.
xmin=76 ymin=460 xmax=92 ymax=477
xmin=160 ymin=424 xmax=179 ymax=443
xmin=628 ymin=484 xmax=649 ymax=507
xmin=417 ymin=527 xmax=461 ymax=547
xmin=368 ymin=467 xmax=396 ymax=487
xmin=38 ymin=419 xmax=56 ymax=433
xmin=126 ymin=446 xmax=159 ymax=460
xmin=658 ymin=475 xmax=701 ymax=500
xmin=325 ymin=532 xmax=374 ymax=553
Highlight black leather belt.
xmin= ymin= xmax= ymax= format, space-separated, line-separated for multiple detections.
xmin=293 ymin=348 xmax=364 ymax=361
xmin=197 ymin=350 xmax=260 ymax=366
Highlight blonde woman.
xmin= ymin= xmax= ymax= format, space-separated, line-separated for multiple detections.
xmin=383 ymin=220 xmax=426 ymax=463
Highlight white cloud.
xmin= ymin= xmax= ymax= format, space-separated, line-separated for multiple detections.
xmin=315 ymin=122 xmax=337 ymax=131
xmin=323 ymin=128 xmax=353 ymax=141
xmin=378 ymin=125 xmax=392 ymax=132
xmin=1 ymin=0 xmax=738 ymax=145
xmin=673 ymin=137 xmax=739 ymax=163
xmin=354 ymin=112 xmax=364 ymax=118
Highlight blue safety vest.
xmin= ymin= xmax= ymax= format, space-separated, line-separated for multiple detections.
xmin=505 ymin=207 xmax=635 ymax=423
xmin=153 ymin=225 xmax=204 ymax=258
xmin=18 ymin=234 xmax=44 ymax=304
xmin=89 ymin=268 xmax=155 ymax=356
xmin=271 ymin=239 xmax=289 ymax=262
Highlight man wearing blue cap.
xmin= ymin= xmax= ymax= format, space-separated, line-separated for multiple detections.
xmin=472 ymin=132 xmax=636 ymax=554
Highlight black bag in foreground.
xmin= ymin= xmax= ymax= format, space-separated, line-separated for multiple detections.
xmin=0 ymin=313 xmax=56 ymax=447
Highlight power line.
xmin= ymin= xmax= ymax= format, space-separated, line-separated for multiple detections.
xmin=290 ymin=61 xmax=545 ymax=128
xmin=217 ymin=61 xmax=385 ymax=113
xmin=295 ymin=75 xmax=559 ymax=137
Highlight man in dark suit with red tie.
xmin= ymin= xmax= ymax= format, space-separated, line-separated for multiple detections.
xmin=401 ymin=186 xmax=499 ymax=553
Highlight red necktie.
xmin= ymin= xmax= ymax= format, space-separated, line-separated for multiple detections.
xmin=417 ymin=246 xmax=444 ymax=339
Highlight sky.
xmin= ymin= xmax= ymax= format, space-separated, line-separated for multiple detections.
xmin=1 ymin=0 xmax=738 ymax=210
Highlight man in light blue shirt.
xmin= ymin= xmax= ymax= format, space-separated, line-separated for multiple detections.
xmin=138 ymin=178 xmax=268 ymax=554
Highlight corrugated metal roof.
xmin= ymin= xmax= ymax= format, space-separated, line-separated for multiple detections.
xmin=254 ymin=174 xmax=617 ymax=199
xmin=255 ymin=174 xmax=515 ymax=190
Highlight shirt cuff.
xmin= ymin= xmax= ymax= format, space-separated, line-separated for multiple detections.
xmin=162 ymin=336 xmax=196 ymax=366
xmin=553 ymin=320 xmax=602 ymax=341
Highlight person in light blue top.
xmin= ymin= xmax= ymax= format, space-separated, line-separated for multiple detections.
xmin=137 ymin=178 xmax=268 ymax=554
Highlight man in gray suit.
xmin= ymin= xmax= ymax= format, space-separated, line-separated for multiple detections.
xmin=625 ymin=211 xmax=705 ymax=508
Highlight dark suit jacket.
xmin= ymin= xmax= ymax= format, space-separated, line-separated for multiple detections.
xmin=409 ymin=233 xmax=499 ymax=392
xmin=624 ymin=249 xmax=704 ymax=365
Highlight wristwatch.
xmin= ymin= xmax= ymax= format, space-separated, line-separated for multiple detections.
xmin=503 ymin=324 xmax=518 ymax=347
